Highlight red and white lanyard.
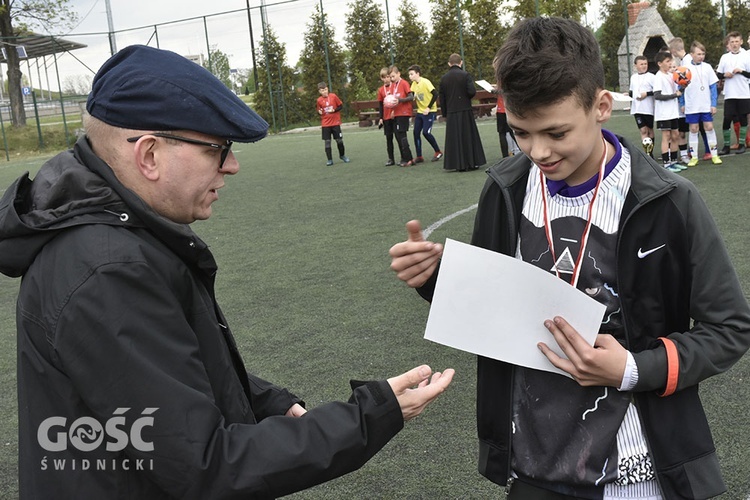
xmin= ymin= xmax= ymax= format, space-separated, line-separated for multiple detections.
xmin=539 ymin=136 xmax=608 ymax=288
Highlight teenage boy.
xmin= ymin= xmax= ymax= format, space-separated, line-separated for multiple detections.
xmin=316 ymin=82 xmax=350 ymax=166
xmin=389 ymin=17 xmax=750 ymax=499
xmin=717 ymin=31 xmax=750 ymax=155
xmin=682 ymin=41 xmax=722 ymax=165
xmin=377 ymin=67 xmax=396 ymax=166
xmin=670 ymin=37 xmax=712 ymax=160
xmin=653 ymin=51 xmax=686 ymax=172
xmin=626 ymin=55 xmax=655 ymax=157
xmin=387 ymin=65 xmax=415 ymax=167
xmin=407 ymin=65 xmax=443 ymax=163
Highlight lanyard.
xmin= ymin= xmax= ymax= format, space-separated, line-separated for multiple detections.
xmin=540 ymin=136 xmax=608 ymax=288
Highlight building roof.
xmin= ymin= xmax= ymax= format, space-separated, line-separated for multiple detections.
xmin=0 ymin=33 xmax=87 ymax=62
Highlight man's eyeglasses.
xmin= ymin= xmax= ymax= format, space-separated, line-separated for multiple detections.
xmin=127 ymin=133 xmax=233 ymax=169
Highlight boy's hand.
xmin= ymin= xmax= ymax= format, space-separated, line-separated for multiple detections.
xmin=538 ymin=316 xmax=628 ymax=387
xmin=389 ymin=220 xmax=443 ymax=288
xmin=388 ymin=365 xmax=455 ymax=421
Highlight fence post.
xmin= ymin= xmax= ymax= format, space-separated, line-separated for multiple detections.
xmin=32 ymin=91 xmax=44 ymax=150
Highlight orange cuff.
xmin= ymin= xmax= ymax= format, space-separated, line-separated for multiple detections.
xmin=658 ymin=337 xmax=679 ymax=397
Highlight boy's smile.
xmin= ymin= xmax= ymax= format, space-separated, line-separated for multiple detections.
xmin=507 ymin=92 xmax=613 ymax=187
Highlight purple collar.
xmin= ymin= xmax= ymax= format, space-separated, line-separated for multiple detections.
xmin=545 ymin=129 xmax=621 ymax=198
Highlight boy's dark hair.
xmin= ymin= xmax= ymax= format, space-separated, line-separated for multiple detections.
xmin=634 ymin=55 xmax=648 ymax=64
xmin=494 ymin=17 xmax=604 ymax=117
xmin=317 ymin=82 xmax=327 ymax=89
xmin=728 ymin=31 xmax=742 ymax=39
xmin=654 ymin=50 xmax=672 ymax=65
xmin=407 ymin=65 xmax=421 ymax=75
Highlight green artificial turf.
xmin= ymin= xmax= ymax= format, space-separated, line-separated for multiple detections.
xmin=0 ymin=110 xmax=748 ymax=498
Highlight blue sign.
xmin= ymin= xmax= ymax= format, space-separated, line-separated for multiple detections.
xmin=22 ymin=87 xmax=31 ymax=95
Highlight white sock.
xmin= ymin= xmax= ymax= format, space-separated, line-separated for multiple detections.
xmin=707 ymin=129 xmax=718 ymax=156
xmin=689 ymin=132 xmax=699 ymax=158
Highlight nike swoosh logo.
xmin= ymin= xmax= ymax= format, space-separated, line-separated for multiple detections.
xmin=637 ymin=244 xmax=666 ymax=259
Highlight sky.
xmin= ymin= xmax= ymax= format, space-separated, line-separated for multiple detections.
xmin=27 ymin=0 xmax=602 ymax=91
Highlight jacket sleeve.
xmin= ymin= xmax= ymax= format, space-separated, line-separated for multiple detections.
xmin=633 ymin=184 xmax=750 ymax=393
xmin=53 ymin=261 xmax=404 ymax=499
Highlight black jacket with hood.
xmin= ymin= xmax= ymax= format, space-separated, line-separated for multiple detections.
xmin=0 ymin=137 xmax=404 ymax=499
xmin=417 ymin=136 xmax=750 ymax=499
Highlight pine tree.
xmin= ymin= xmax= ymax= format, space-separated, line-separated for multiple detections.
xmin=426 ymin=0 xmax=463 ymax=80
xmin=298 ymin=4 xmax=347 ymax=119
xmin=597 ymin=0 xmax=627 ymax=90
xmin=511 ymin=0 xmax=588 ymax=22
xmin=464 ymin=0 xmax=508 ymax=82
xmin=726 ymin=0 xmax=750 ymax=40
xmin=391 ymin=0 xmax=430 ymax=74
xmin=672 ymin=0 xmax=723 ymax=66
xmin=253 ymin=26 xmax=302 ymax=130
xmin=345 ymin=0 xmax=389 ymax=94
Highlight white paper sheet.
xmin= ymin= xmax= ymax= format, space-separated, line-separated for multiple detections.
xmin=609 ymin=91 xmax=633 ymax=102
xmin=475 ymin=79 xmax=495 ymax=92
xmin=424 ymin=239 xmax=606 ymax=377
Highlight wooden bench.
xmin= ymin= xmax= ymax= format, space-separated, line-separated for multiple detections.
xmin=350 ymin=100 xmax=381 ymax=127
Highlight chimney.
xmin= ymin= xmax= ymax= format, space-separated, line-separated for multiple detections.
xmin=628 ymin=1 xmax=651 ymax=26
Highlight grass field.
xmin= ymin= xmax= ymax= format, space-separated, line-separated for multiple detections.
xmin=0 ymin=109 xmax=748 ymax=498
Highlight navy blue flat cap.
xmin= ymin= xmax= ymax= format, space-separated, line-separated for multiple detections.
xmin=87 ymin=45 xmax=268 ymax=143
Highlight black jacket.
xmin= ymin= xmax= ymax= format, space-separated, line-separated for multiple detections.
xmin=418 ymin=137 xmax=750 ymax=499
xmin=0 ymin=137 xmax=404 ymax=499
xmin=439 ymin=65 xmax=476 ymax=116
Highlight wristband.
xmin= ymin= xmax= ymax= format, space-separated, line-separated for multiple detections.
xmin=657 ymin=337 xmax=679 ymax=397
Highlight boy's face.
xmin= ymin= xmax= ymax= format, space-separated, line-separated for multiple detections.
xmin=408 ymin=70 xmax=419 ymax=82
xmin=389 ymin=71 xmax=400 ymax=82
xmin=657 ymin=57 xmax=672 ymax=72
xmin=507 ymin=92 xmax=613 ymax=187
xmin=381 ymin=74 xmax=391 ymax=85
xmin=728 ymin=36 xmax=742 ymax=53
xmin=691 ymin=48 xmax=705 ymax=64
xmin=635 ymin=59 xmax=648 ymax=73
xmin=318 ymin=87 xmax=329 ymax=97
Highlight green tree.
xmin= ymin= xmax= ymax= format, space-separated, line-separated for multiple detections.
xmin=391 ymin=0 xmax=429 ymax=73
xmin=0 ymin=0 xmax=77 ymax=126
xmin=204 ymin=46 xmax=232 ymax=90
xmin=464 ymin=0 xmax=508 ymax=81
xmin=253 ymin=26 xmax=302 ymax=130
xmin=726 ymin=0 xmax=750 ymax=40
xmin=671 ymin=0 xmax=723 ymax=66
xmin=511 ymin=0 xmax=588 ymax=22
xmin=597 ymin=0 xmax=627 ymax=90
xmin=298 ymin=4 xmax=347 ymax=119
xmin=345 ymin=0 xmax=388 ymax=94
xmin=426 ymin=0 xmax=462 ymax=80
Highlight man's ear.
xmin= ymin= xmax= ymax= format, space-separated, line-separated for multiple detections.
xmin=595 ymin=89 xmax=614 ymax=124
xmin=131 ymin=136 xmax=160 ymax=181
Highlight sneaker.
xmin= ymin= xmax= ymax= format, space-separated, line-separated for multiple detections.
xmin=702 ymin=152 xmax=712 ymax=161
xmin=326 ymin=160 xmax=333 ymax=166
xmin=398 ymin=160 xmax=414 ymax=167
xmin=414 ymin=156 xmax=424 ymax=164
xmin=340 ymin=155 xmax=351 ymax=163
xmin=687 ymin=157 xmax=699 ymax=167
xmin=385 ymin=159 xmax=395 ymax=166
xmin=711 ymin=156 xmax=723 ymax=165
xmin=735 ymin=145 xmax=746 ymax=154
xmin=718 ymin=146 xmax=731 ymax=156
xmin=673 ymin=162 xmax=689 ymax=171
xmin=665 ymin=163 xmax=683 ymax=173
xmin=431 ymin=151 xmax=443 ymax=162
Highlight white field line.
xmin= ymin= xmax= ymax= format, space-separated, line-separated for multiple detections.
xmin=423 ymin=203 xmax=478 ymax=240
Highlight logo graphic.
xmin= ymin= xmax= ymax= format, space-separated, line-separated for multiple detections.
xmin=637 ymin=244 xmax=666 ymax=259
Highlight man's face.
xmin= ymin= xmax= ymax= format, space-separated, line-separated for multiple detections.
xmin=389 ymin=71 xmax=400 ymax=83
xmin=635 ymin=59 xmax=648 ymax=73
xmin=408 ymin=70 xmax=419 ymax=82
xmin=691 ymin=48 xmax=705 ymax=64
xmin=150 ymin=131 xmax=239 ymax=223
xmin=318 ymin=87 xmax=329 ymax=97
xmin=728 ymin=36 xmax=742 ymax=53
xmin=507 ymin=92 xmax=612 ymax=187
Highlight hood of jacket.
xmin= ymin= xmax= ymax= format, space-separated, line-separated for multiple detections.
xmin=0 ymin=135 xmax=215 ymax=278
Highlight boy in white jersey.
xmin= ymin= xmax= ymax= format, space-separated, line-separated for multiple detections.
xmin=653 ymin=51 xmax=686 ymax=172
xmin=389 ymin=17 xmax=750 ymax=499
xmin=716 ymin=31 xmax=750 ymax=155
xmin=626 ymin=55 xmax=655 ymax=157
xmin=682 ymin=41 xmax=722 ymax=165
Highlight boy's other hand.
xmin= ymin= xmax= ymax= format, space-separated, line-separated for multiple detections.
xmin=389 ymin=220 xmax=443 ymax=288
xmin=538 ymin=316 xmax=628 ymax=387
xmin=388 ymin=365 xmax=455 ymax=421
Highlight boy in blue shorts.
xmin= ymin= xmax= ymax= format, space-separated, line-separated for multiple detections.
xmin=681 ymin=41 xmax=721 ymax=165
xmin=390 ymin=17 xmax=750 ymax=499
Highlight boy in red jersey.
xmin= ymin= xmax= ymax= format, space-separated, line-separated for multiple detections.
xmin=377 ymin=67 xmax=396 ymax=166
xmin=387 ymin=66 xmax=415 ymax=167
xmin=317 ymin=82 xmax=350 ymax=166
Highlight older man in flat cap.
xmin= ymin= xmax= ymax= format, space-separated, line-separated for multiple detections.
xmin=0 ymin=45 xmax=453 ymax=499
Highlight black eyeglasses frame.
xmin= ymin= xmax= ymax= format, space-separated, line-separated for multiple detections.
xmin=126 ymin=133 xmax=233 ymax=169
